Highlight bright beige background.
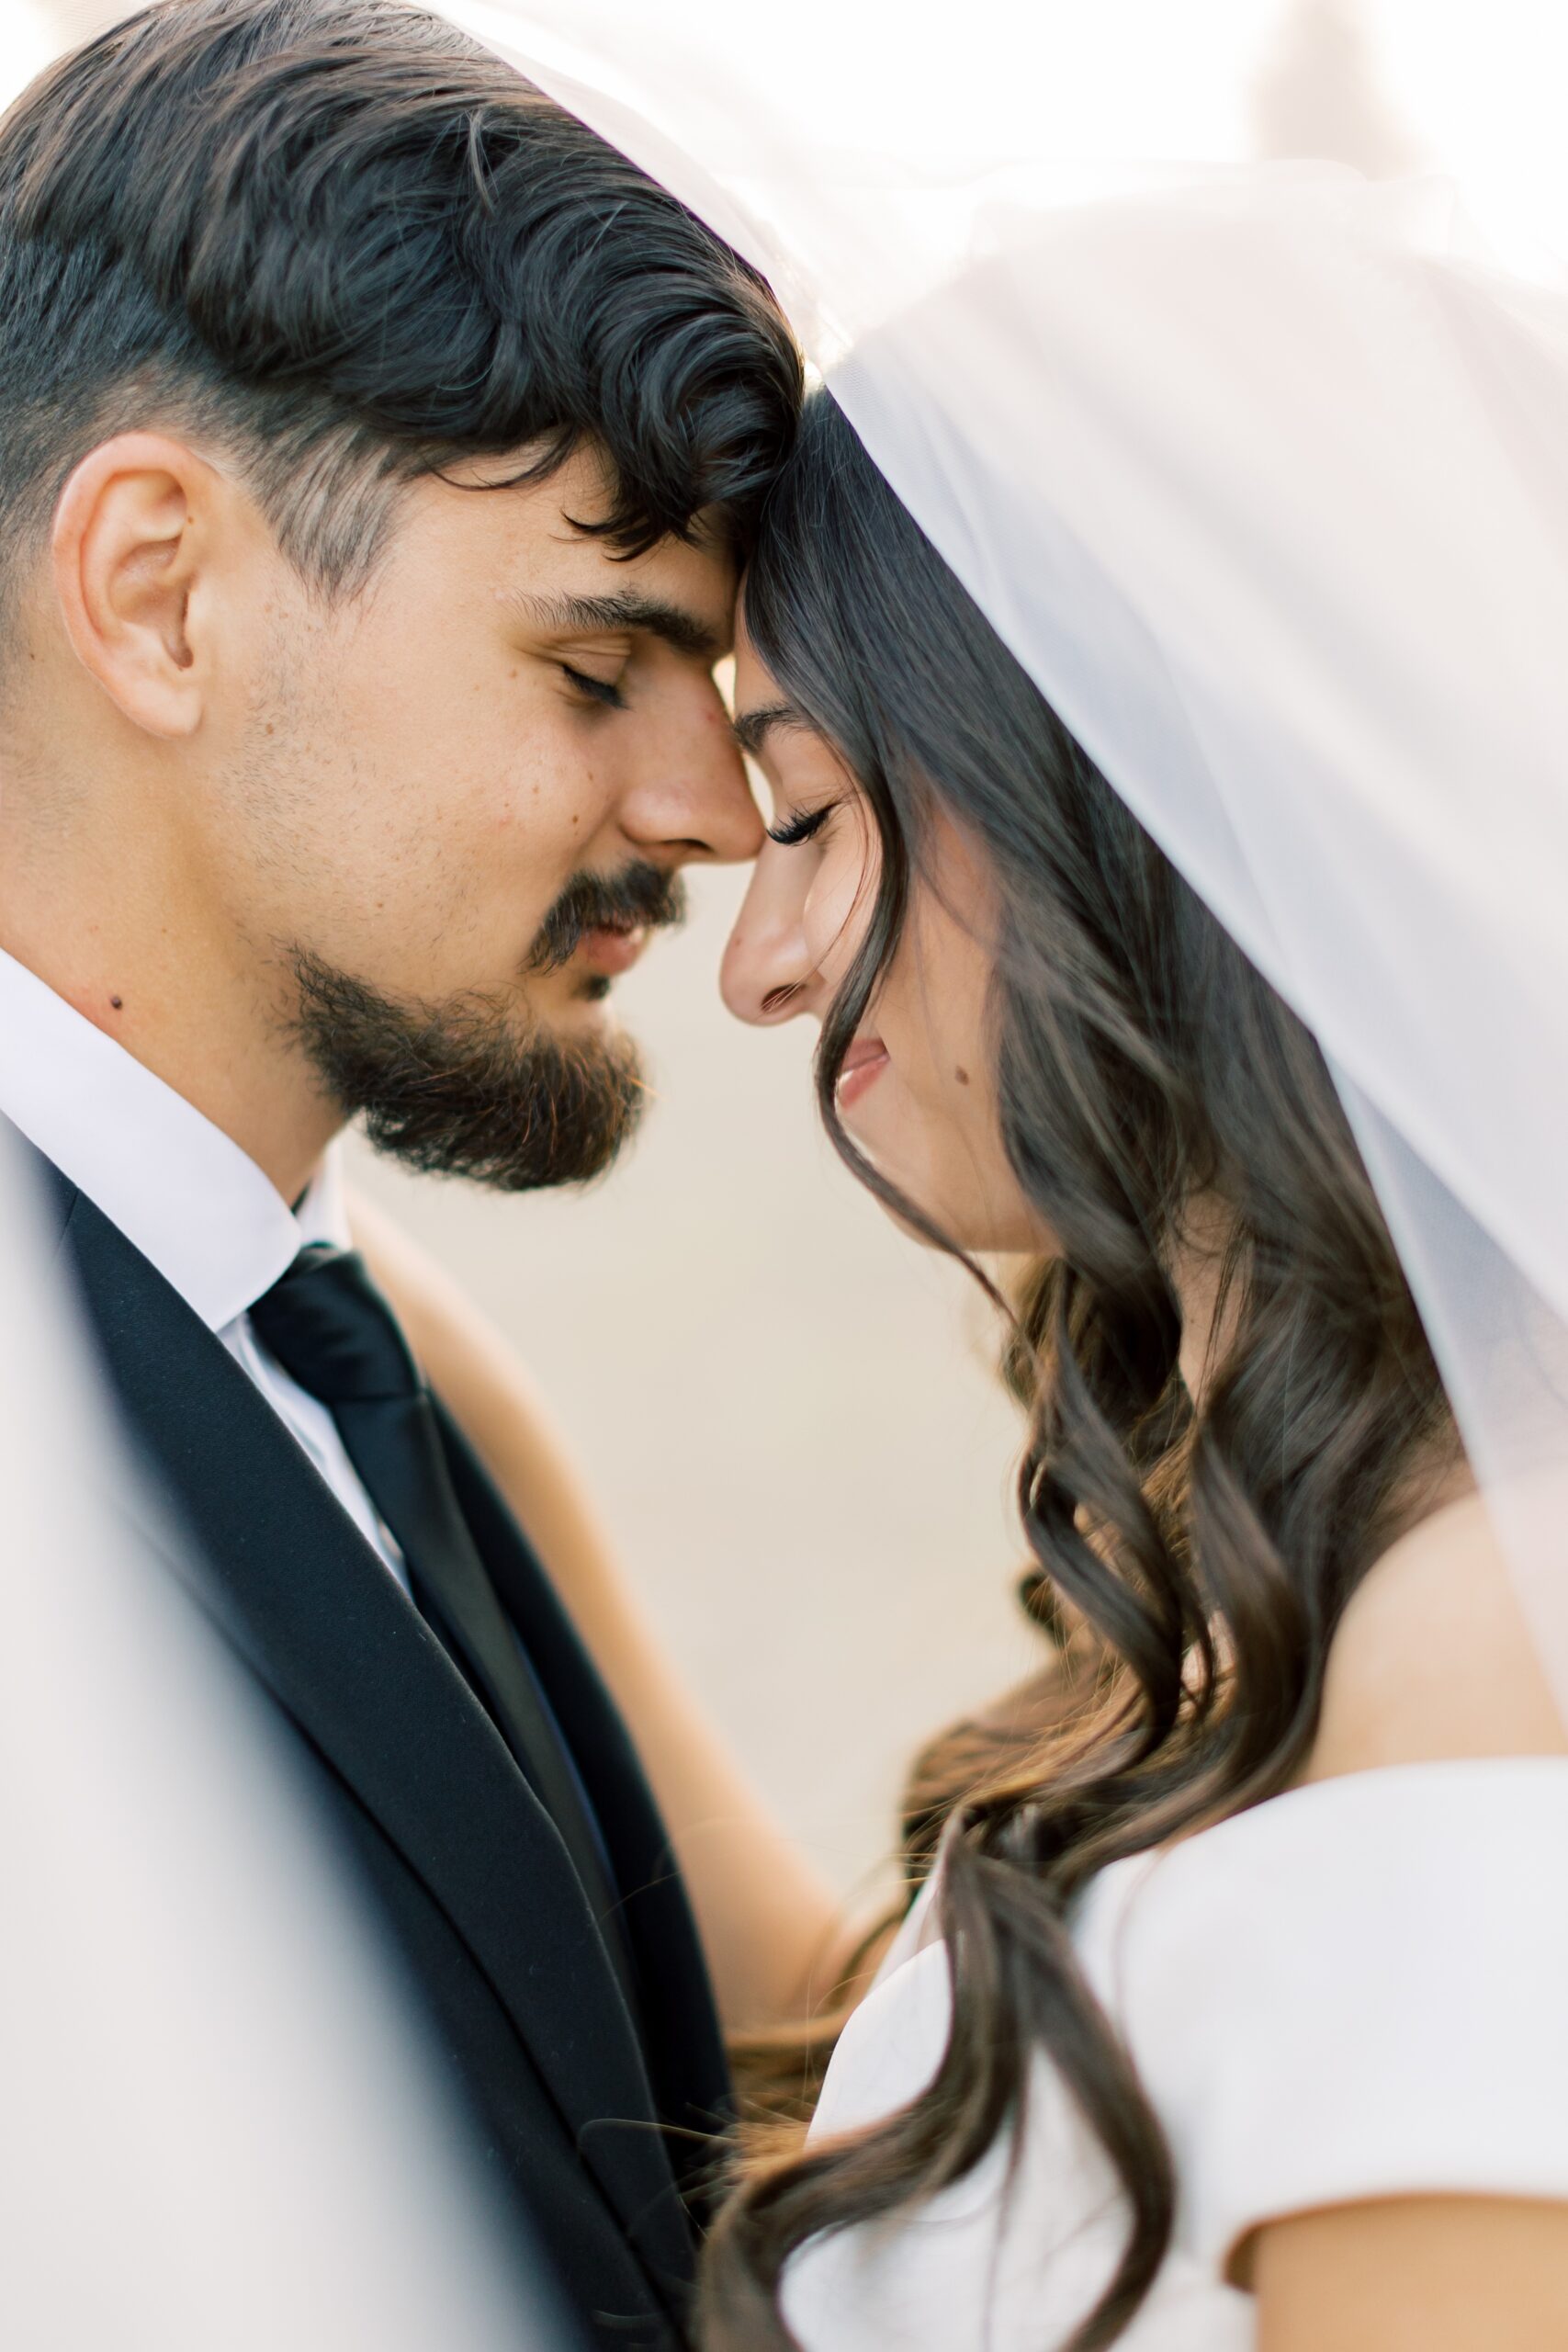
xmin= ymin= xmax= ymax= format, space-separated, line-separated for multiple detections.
xmin=348 ymin=865 xmax=1033 ymax=1898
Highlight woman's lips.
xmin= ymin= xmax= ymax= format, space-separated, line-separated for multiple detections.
xmin=837 ymin=1035 xmax=890 ymax=1112
xmin=577 ymin=923 xmax=648 ymax=978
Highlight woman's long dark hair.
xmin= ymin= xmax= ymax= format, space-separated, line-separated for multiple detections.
xmin=701 ymin=394 xmax=1457 ymax=2347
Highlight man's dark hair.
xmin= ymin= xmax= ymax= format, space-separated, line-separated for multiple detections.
xmin=0 ymin=0 xmax=801 ymax=633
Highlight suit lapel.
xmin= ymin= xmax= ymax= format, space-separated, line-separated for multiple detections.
xmin=440 ymin=1410 xmax=734 ymax=2200
xmin=50 ymin=1173 xmax=694 ymax=2299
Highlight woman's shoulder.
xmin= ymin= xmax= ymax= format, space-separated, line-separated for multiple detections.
xmin=1303 ymin=1487 xmax=1567 ymax=1783
xmin=1066 ymin=1490 xmax=1568 ymax=2283
xmin=1081 ymin=1764 xmax=1568 ymax=2283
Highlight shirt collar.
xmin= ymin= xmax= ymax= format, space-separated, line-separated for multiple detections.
xmin=0 ymin=946 xmax=350 ymax=1331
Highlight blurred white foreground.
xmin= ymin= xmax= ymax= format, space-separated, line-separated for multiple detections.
xmin=0 ymin=1124 xmax=573 ymax=2347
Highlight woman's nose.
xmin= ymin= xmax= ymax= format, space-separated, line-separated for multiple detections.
xmin=720 ymin=857 xmax=817 ymax=1026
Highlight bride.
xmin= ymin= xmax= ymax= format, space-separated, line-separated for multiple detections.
xmin=367 ymin=377 xmax=1568 ymax=2349
xmin=706 ymin=387 xmax=1568 ymax=2348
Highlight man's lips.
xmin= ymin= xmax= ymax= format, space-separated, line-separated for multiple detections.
xmin=576 ymin=922 xmax=649 ymax=978
xmin=837 ymin=1034 xmax=890 ymax=1112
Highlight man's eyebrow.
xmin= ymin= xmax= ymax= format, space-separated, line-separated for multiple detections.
xmin=513 ymin=589 xmax=722 ymax=660
xmin=731 ymin=701 xmax=803 ymax=759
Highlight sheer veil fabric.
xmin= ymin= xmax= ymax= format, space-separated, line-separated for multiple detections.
xmin=443 ymin=0 xmax=1568 ymax=1720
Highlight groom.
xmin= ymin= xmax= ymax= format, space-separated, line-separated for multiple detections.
xmin=0 ymin=2 xmax=799 ymax=2346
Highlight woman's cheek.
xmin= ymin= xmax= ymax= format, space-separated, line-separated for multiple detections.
xmin=803 ymin=834 xmax=879 ymax=988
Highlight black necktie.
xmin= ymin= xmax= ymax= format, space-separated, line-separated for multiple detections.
xmin=250 ymin=1243 xmax=628 ymax=1977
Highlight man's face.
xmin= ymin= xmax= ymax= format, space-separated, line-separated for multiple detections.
xmin=206 ymin=444 xmax=761 ymax=1184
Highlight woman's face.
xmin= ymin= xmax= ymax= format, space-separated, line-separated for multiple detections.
xmin=721 ymin=620 xmax=1046 ymax=1254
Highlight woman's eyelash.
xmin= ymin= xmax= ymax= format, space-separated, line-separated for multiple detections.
xmin=561 ymin=662 xmax=626 ymax=710
xmin=767 ymin=802 xmax=837 ymax=849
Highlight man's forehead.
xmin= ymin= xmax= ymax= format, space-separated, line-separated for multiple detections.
xmin=426 ymin=444 xmax=738 ymax=649
xmin=459 ymin=443 xmax=734 ymax=562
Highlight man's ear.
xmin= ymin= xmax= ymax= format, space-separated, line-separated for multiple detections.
xmin=51 ymin=433 xmax=231 ymax=740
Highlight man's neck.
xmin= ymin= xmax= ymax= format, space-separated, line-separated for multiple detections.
xmin=0 ymin=836 xmax=340 ymax=1204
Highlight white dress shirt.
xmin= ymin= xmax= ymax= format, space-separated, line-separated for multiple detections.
xmin=0 ymin=945 xmax=409 ymax=1590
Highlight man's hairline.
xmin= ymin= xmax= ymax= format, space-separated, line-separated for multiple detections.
xmin=0 ymin=406 xmax=747 ymax=673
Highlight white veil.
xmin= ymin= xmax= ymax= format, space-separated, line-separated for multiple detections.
xmin=434 ymin=0 xmax=1568 ymax=1716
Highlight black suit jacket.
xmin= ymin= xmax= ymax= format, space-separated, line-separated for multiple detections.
xmin=35 ymin=1149 xmax=729 ymax=2351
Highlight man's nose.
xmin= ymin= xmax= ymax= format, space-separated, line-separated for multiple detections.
xmin=623 ymin=693 xmax=765 ymax=868
xmin=720 ymin=855 xmax=816 ymax=1026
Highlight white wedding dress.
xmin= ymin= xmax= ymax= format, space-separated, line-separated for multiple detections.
xmin=783 ymin=1758 xmax=1568 ymax=2351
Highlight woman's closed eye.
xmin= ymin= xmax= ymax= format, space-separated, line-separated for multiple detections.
xmin=766 ymin=801 xmax=839 ymax=849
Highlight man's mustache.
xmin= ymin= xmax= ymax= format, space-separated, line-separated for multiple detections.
xmin=526 ymin=860 xmax=689 ymax=976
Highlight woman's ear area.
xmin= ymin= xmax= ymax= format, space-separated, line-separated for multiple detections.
xmin=50 ymin=431 xmax=240 ymax=740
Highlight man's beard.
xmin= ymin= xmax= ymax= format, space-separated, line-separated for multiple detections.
xmin=288 ymin=861 xmax=685 ymax=1192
